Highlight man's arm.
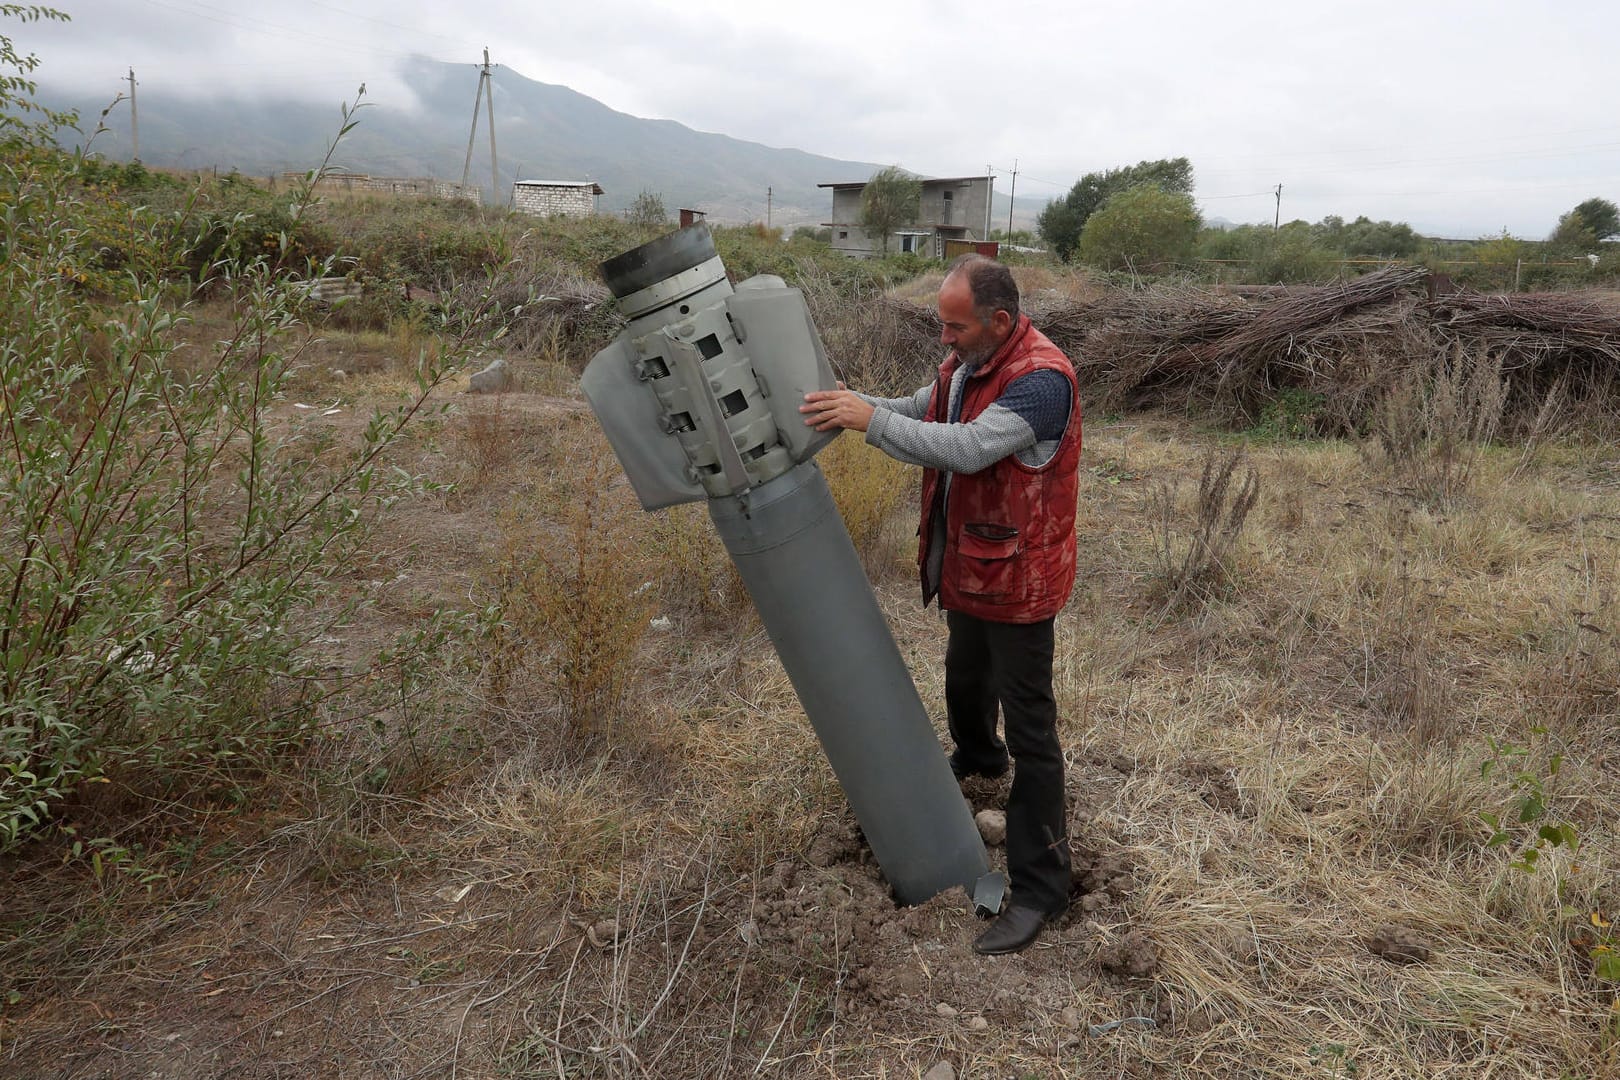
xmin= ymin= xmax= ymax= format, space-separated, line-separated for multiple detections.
xmin=802 ymin=371 xmax=1069 ymax=473
xmin=866 ymin=370 xmax=1070 ymax=473
xmin=800 ymin=382 xmax=933 ymax=434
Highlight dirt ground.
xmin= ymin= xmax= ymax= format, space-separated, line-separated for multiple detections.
xmin=3 ymin=339 xmax=1618 ymax=1078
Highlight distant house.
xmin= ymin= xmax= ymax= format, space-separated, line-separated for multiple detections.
xmin=292 ymin=172 xmax=480 ymax=203
xmin=818 ymin=175 xmax=994 ymax=258
xmin=512 ymin=180 xmax=604 ymax=219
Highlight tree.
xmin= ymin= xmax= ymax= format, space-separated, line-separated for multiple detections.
xmin=627 ymin=188 xmax=667 ymax=228
xmin=1076 ymin=183 xmax=1201 ymax=271
xmin=1038 ymin=157 xmax=1194 ymax=262
xmin=1549 ymin=197 xmax=1619 ymax=252
xmin=1340 ymin=216 xmax=1420 ymax=258
xmin=1573 ymin=198 xmax=1620 ymax=241
xmin=859 ymin=166 xmax=921 ymax=256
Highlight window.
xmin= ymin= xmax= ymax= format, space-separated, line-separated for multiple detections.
xmin=942 ymin=190 xmax=953 ymax=202
xmin=838 ymin=230 xmax=848 ymax=239
xmin=900 ymin=235 xmax=917 ymax=254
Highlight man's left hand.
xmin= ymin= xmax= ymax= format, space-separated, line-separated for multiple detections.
xmin=800 ymin=389 xmax=875 ymax=433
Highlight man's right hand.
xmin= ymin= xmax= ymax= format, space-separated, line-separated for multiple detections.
xmin=799 ymin=387 xmax=873 ymax=433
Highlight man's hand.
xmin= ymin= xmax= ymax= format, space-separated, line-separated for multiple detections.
xmin=800 ymin=387 xmax=874 ymax=433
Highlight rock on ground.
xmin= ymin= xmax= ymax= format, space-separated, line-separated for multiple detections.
xmin=974 ymin=809 xmax=1007 ymax=846
xmin=1367 ymin=924 xmax=1433 ymax=964
xmin=467 ymin=357 xmax=515 ymax=394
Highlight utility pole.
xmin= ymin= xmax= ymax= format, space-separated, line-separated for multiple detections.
xmin=984 ymin=164 xmax=994 ymax=241
xmin=1273 ymin=183 xmax=1283 ymax=232
xmin=767 ymin=186 xmax=772 ymax=229
xmin=461 ymin=49 xmax=498 ymax=201
xmin=1006 ymin=158 xmax=1018 ymax=238
xmin=124 ymin=68 xmax=139 ymax=162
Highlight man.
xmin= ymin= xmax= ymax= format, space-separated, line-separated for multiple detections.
xmin=800 ymin=255 xmax=1081 ymax=955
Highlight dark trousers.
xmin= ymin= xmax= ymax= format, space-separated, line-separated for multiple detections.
xmin=945 ymin=610 xmax=1071 ymax=915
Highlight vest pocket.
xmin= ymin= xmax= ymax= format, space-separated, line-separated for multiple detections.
xmin=956 ymin=524 xmax=1022 ymax=599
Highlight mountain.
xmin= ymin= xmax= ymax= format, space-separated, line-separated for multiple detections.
xmin=38 ymin=57 xmax=1048 ymax=231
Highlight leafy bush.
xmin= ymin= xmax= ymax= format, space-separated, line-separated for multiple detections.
xmin=1077 ymin=183 xmax=1202 ymax=272
xmin=0 ymin=74 xmax=469 ymax=852
xmin=1250 ymin=228 xmax=1339 ymax=284
xmin=1039 ymin=157 xmax=1194 ymax=262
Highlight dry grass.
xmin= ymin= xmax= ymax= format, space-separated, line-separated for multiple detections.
xmin=818 ymin=429 xmax=915 ymax=580
xmin=5 ymin=291 xmax=1620 ymax=1078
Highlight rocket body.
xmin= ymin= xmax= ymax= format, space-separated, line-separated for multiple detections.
xmin=581 ymin=225 xmax=1002 ymax=908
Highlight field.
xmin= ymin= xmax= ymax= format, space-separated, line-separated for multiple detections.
xmin=3 ymin=169 xmax=1620 ymax=1076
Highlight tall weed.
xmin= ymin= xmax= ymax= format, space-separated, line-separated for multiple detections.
xmin=484 ymin=445 xmax=653 ymax=736
xmin=1370 ymin=344 xmax=1506 ymax=506
xmin=1149 ymin=447 xmax=1261 ymax=614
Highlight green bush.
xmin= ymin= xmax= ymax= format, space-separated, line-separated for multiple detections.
xmin=1250 ymin=229 xmax=1339 ymax=284
xmin=0 ymin=71 xmax=470 ymax=853
xmin=1077 ymin=183 xmax=1201 ymax=272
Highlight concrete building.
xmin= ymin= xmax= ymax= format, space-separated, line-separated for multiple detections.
xmin=818 ymin=175 xmax=994 ymax=258
xmin=512 ymin=180 xmax=604 ymax=219
xmin=292 ymin=172 xmax=481 ymax=203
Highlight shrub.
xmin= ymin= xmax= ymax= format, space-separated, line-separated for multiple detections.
xmin=1249 ymin=229 xmax=1339 ymax=284
xmin=1077 ymin=183 xmax=1201 ymax=272
xmin=0 ymin=82 xmax=469 ymax=852
xmin=1369 ymin=345 xmax=1505 ymax=507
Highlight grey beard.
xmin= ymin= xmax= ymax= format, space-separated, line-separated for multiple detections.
xmin=955 ymin=343 xmax=995 ymax=367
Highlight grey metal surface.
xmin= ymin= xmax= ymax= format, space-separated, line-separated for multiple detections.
xmin=582 ymin=227 xmax=1000 ymax=909
xmin=600 ymin=223 xmax=719 ymax=298
xmin=578 ymin=338 xmax=706 ymax=510
xmin=708 ymin=463 xmax=991 ymax=904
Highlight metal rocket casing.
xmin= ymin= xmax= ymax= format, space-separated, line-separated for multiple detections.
xmin=580 ymin=225 xmax=1003 ymax=911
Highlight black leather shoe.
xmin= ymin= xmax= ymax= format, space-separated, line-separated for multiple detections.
xmin=972 ymin=904 xmax=1049 ymax=955
xmin=949 ymin=752 xmax=1009 ymax=781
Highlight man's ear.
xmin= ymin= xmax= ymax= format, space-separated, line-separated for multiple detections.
xmin=992 ymin=309 xmax=1015 ymax=336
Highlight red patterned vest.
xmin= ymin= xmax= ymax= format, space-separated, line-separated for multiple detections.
xmin=917 ymin=315 xmax=1081 ymax=623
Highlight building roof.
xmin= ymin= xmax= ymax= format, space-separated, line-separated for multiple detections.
xmin=514 ymin=180 xmax=605 ymax=194
xmin=817 ymin=175 xmax=991 ymax=189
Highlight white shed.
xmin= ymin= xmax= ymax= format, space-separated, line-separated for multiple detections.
xmin=512 ymin=180 xmax=604 ymax=219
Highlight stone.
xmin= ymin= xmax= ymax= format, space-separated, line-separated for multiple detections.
xmin=934 ymin=1002 xmax=958 ymax=1019
xmin=467 ymin=357 xmax=515 ymax=394
xmin=966 ymin=1015 xmax=989 ymax=1032
xmin=921 ymin=1064 xmax=955 ymax=1080
xmin=1367 ymin=924 xmax=1432 ymax=965
xmin=974 ymin=809 xmax=1007 ymax=846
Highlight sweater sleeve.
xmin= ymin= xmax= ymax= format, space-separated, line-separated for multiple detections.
xmin=863 ymin=369 xmax=1068 ymax=473
xmin=856 ymin=383 xmax=933 ymax=420
xmin=866 ymin=401 xmax=1035 ymax=473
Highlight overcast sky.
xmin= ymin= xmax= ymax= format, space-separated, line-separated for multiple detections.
xmin=18 ymin=0 xmax=1620 ymax=237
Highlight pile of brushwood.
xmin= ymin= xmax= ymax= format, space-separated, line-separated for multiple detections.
xmin=857 ymin=265 xmax=1620 ymax=436
xmin=494 ymin=259 xmax=1620 ymax=437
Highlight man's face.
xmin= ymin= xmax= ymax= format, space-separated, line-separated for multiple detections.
xmin=937 ymin=274 xmax=1012 ymax=365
